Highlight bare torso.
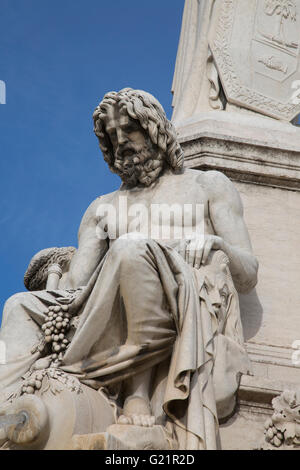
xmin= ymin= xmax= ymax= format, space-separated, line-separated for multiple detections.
xmin=100 ymin=169 xmax=215 ymax=246
xmin=67 ymin=168 xmax=258 ymax=294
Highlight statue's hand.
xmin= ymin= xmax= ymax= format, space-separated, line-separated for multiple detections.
xmin=178 ymin=235 xmax=224 ymax=269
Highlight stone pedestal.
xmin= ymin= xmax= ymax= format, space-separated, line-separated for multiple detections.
xmin=70 ymin=425 xmax=174 ymax=450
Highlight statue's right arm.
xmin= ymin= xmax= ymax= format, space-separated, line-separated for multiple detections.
xmin=66 ymin=198 xmax=108 ymax=289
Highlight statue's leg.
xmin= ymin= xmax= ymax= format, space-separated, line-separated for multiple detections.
xmin=0 ymin=292 xmax=47 ymax=402
xmin=119 ymin=369 xmax=156 ymax=427
xmin=110 ymin=238 xmax=176 ymax=347
xmin=108 ymin=238 xmax=176 ymax=426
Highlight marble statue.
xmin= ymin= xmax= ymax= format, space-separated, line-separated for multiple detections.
xmin=0 ymin=88 xmax=258 ymax=450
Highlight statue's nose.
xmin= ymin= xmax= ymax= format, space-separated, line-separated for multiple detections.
xmin=116 ymin=128 xmax=128 ymax=146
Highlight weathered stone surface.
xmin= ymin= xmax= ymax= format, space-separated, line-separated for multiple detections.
xmin=69 ymin=425 xmax=175 ymax=451
xmin=210 ymin=0 xmax=300 ymax=120
xmin=178 ymin=111 xmax=300 ymax=189
xmin=172 ymin=0 xmax=223 ymax=124
xmin=173 ymin=0 xmax=300 ymax=124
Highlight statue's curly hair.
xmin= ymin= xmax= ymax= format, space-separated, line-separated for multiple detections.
xmin=93 ymin=88 xmax=184 ymax=173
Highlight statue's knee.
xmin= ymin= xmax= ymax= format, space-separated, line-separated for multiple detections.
xmin=2 ymin=292 xmax=31 ymax=324
xmin=4 ymin=292 xmax=27 ymax=310
xmin=109 ymin=237 xmax=149 ymax=268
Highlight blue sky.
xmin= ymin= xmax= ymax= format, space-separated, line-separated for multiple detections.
xmin=0 ymin=0 xmax=184 ymax=320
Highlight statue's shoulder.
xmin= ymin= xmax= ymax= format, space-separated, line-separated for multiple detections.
xmin=82 ymin=189 xmax=120 ymax=223
xmin=201 ymin=170 xmax=243 ymax=213
xmin=95 ymin=189 xmax=119 ymax=205
xmin=184 ymin=168 xmax=233 ymax=188
xmin=184 ymin=169 xmax=240 ymax=205
xmin=200 ymin=170 xmax=237 ymax=194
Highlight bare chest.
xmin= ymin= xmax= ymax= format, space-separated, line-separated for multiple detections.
xmin=99 ymin=174 xmax=214 ymax=243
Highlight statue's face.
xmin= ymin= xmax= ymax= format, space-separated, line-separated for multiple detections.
xmin=103 ymin=103 xmax=163 ymax=187
xmin=104 ymin=104 xmax=147 ymax=159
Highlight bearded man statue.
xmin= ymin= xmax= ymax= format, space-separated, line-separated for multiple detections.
xmin=0 ymin=88 xmax=258 ymax=450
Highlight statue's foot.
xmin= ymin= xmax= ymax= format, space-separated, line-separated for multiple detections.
xmin=118 ymin=414 xmax=155 ymax=427
xmin=118 ymin=396 xmax=155 ymax=427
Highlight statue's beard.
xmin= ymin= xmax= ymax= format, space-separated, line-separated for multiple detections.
xmin=114 ymin=142 xmax=165 ymax=188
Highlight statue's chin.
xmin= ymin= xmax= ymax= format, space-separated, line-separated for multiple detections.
xmin=119 ymin=171 xmax=147 ymax=188
xmin=121 ymin=176 xmax=157 ymax=189
xmin=118 ymin=163 xmax=164 ymax=188
xmin=120 ymin=174 xmax=139 ymax=188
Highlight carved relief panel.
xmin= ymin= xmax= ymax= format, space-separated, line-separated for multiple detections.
xmin=210 ymin=0 xmax=300 ymax=120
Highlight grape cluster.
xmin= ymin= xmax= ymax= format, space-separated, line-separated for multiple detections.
xmin=264 ymin=419 xmax=284 ymax=448
xmin=42 ymin=305 xmax=71 ymax=362
xmin=20 ymin=368 xmax=71 ymax=396
xmin=21 ymin=372 xmax=43 ymax=395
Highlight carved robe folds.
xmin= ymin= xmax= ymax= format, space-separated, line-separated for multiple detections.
xmin=0 ymin=239 xmax=251 ymax=450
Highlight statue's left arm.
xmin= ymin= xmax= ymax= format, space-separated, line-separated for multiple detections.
xmin=204 ymin=171 xmax=258 ymax=293
xmin=66 ymin=198 xmax=108 ymax=289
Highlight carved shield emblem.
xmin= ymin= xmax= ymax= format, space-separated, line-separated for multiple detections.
xmin=210 ymin=0 xmax=300 ymax=121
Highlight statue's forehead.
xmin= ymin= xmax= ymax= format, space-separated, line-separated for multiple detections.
xmin=103 ymin=104 xmax=134 ymax=130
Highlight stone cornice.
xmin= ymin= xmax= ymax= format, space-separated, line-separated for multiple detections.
xmin=180 ymin=129 xmax=300 ymax=191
